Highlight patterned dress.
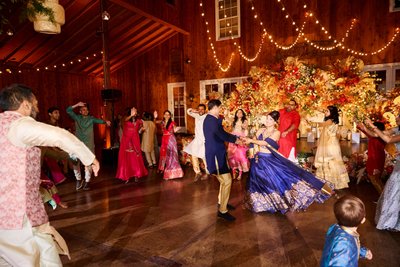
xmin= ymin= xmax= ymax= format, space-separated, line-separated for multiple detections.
xmin=314 ymin=123 xmax=350 ymax=189
xmin=246 ymin=135 xmax=332 ymax=213
xmin=375 ymin=128 xmax=400 ymax=231
xmin=227 ymin=120 xmax=250 ymax=174
xmin=158 ymin=121 xmax=184 ymax=179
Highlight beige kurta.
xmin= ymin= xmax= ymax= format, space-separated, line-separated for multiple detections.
xmin=141 ymin=120 xmax=156 ymax=152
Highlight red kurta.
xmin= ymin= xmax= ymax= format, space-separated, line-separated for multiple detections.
xmin=116 ymin=119 xmax=148 ymax=181
xmin=278 ymin=108 xmax=300 ymax=158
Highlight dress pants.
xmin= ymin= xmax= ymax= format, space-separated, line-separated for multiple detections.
xmin=0 ymin=216 xmax=63 ymax=267
xmin=216 ymin=172 xmax=232 ymax=213
xmin=191 ymin=155 xmax=208 ymax=174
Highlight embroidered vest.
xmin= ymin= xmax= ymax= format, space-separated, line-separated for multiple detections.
xmin=0 ymin=112 xmax=48 ymax=229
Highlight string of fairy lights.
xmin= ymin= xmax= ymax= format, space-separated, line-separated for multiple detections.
xmin=199 ymin=0 xmax=400 ymax=72
xmin=0 ymin=51 xmax=103 ymax=75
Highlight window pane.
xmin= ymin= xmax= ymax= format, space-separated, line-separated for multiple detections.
xmin=369 ymin=70 xmax=386 ymax=92
xmin=231 ymin=7 xmax=237 ymax=16
xmin=216 ymin=0 xmax=240 ymax=40
xmin=395 ymin=69 xmax=400 ymax=88
xmin=220 ymin=19 xmax=226 ymax=28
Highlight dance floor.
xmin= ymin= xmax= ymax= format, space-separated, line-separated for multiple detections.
xmin=50 ymin=140 xmax=400 ymax=267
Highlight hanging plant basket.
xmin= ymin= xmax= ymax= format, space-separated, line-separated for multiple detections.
xmin=28 ymin=0 xmax=65 ymax=34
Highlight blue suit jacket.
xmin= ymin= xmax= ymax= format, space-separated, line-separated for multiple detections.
xmin=320 ymin=224 xmax=368 ymax=267
xmin=203 ymin=114 xmax=237 ymax=175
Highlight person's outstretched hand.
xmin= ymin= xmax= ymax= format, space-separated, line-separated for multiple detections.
xmin=91 ymin=159 xmax=100 ymax=176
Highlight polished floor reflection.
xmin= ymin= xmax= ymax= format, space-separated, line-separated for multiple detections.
xmin=49 ymin=141 xmax=399 ymax=267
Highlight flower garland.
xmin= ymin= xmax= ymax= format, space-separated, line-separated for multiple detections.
xmin=222 ymin=56 xmax=378 ymax=124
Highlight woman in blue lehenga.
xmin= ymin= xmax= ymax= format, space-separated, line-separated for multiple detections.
xmin=244 ymin=111 xmax=333 ymax=213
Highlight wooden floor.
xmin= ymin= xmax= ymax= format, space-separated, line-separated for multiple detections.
xmin=49 ymin=140 xmax=400 ymax=267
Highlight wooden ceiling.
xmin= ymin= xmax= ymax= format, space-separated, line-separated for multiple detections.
xmin=0 ymin=0 xmax=188 ymax=76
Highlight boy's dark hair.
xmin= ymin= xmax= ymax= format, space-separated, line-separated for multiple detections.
xmin=334 ymin=195 xmax=365 ymax=227
xmin=198 ymin=104 xmax=206 ymax=109
xmin=208 ymin=99 xmax=221 ymax=111
xmin=48 ymin=106 xmax=60 ymax=114
xmin=0 ymin=84 xmax=34 ymax=111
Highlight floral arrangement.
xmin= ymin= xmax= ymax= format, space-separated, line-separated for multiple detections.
xmin=222 ymin=56 xmax=377 ymax=124
xmin=297 ymin=152 xmax=314 ymax=171
xmin=366 ymin=87 xmax=400 ymax=127
xmin=345 ymin=150 xmax=396 ymax=183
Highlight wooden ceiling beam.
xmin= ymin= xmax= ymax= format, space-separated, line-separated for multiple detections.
xmin=109 ymin=26 xmax=169 ymax=63
xmin=110 ymin=0 xmax=189 ymax=35
xmin=110 ymin=31 xmax=178 ymax=74
xmin=110 ymin=18 xmax=154 ymax=47
xmin=30 ymin=0 xmax=101 ymax=67
xmin=111 ymin=21 xmax=160 ymax=51
xmin=96 ymin=30 xmax=177 ymax=75
xmin=82 ymin=24 xmax=169 ymax=74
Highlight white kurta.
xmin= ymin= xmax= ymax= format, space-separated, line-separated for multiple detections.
xmin=183 ymin=109 xmax=206 ymax=158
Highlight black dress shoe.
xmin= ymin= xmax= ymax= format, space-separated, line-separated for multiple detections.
xmin=227 ymin=204 xmax=236 ymax=210
xmin=75 ymin=180 xmax=84 ymax=191
xmin=217 ymin=211 xmax=236 ymax=221
xmin=82 ymin=181 xmax=91 ymax=191
xmin=217 ymin=203 xmax=236 ymax=210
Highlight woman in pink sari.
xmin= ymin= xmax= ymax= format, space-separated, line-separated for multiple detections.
xmin=156 ymin=110 xmax=184 ymax=180
xmin=227 ymin=109 xmax=249 ymax=180
xmin=116 ymin=107 xmax=148 ymax=183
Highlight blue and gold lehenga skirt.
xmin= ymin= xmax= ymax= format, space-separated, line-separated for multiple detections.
xmin=246 ymin=147 xmax=332 ymax=214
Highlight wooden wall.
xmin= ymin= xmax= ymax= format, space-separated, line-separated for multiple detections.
xmin=0 ymin=71 xmax=107 ymax=156
xmin=112 ymin=0 xmax=400 ymax=132
xmin=1 ymin=0 xmax=399 ymax=140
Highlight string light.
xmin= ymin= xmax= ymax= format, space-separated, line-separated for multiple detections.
xmin=0 ymin=51 xmax=103 ymax=74
xmin=199 ymin=1 xmax=235 ymax=72
xmin=249 ymin=0 xmax=306 ymax=51
xmin=197 ymin=0 xmax=399 ymax=71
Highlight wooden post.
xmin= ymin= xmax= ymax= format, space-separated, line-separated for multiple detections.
xmin=100 ymin=0 xmax=113 ymax=149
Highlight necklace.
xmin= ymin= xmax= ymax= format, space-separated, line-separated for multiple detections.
xmin=261 ymin=127 xmax=275 ymax=139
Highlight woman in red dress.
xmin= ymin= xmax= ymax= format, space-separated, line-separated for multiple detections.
xmin=358 ymin=121 xmax=386 ymax=193
xmin=116 ymin=107 xmax=148 ymax=183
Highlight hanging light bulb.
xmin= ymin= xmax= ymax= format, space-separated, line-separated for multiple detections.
xmin=102 ymin=11 xmax=110 ymax=21
xmin=6 ymin=29 xmax=14 ymax=36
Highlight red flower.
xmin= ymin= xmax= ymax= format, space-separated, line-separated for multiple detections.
xmin=252 ymin=82 xmax=259 ymax=91
xmin=338 ymin=94 xmax=348 ymax=104
xmin=386 ymin=165 xmax=394 ymax=175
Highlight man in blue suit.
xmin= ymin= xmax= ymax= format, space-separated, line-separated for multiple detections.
xmin=203 ymin=99 xmax=240 ymax=221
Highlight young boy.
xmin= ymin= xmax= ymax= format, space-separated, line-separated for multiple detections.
xmin=320 ymin=195 xmax=373 ymax=267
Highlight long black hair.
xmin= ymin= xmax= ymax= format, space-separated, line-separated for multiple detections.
xmin=233 ymin=109 xmax=247 ymax=128
xmin=324 ymin=106 xmax=339 ymax=124
xmin=163 ymin=110 xmax=173 ymax=130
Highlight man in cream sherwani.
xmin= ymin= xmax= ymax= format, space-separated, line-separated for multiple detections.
xmin=184 ymin=104 xmax=208 ymax=181
xmin=0 ymin=84 xmax=99 ymax=266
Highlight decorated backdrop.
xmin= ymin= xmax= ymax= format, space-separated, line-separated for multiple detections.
xmin=222 ymin=57 xmax=379 ymax=126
